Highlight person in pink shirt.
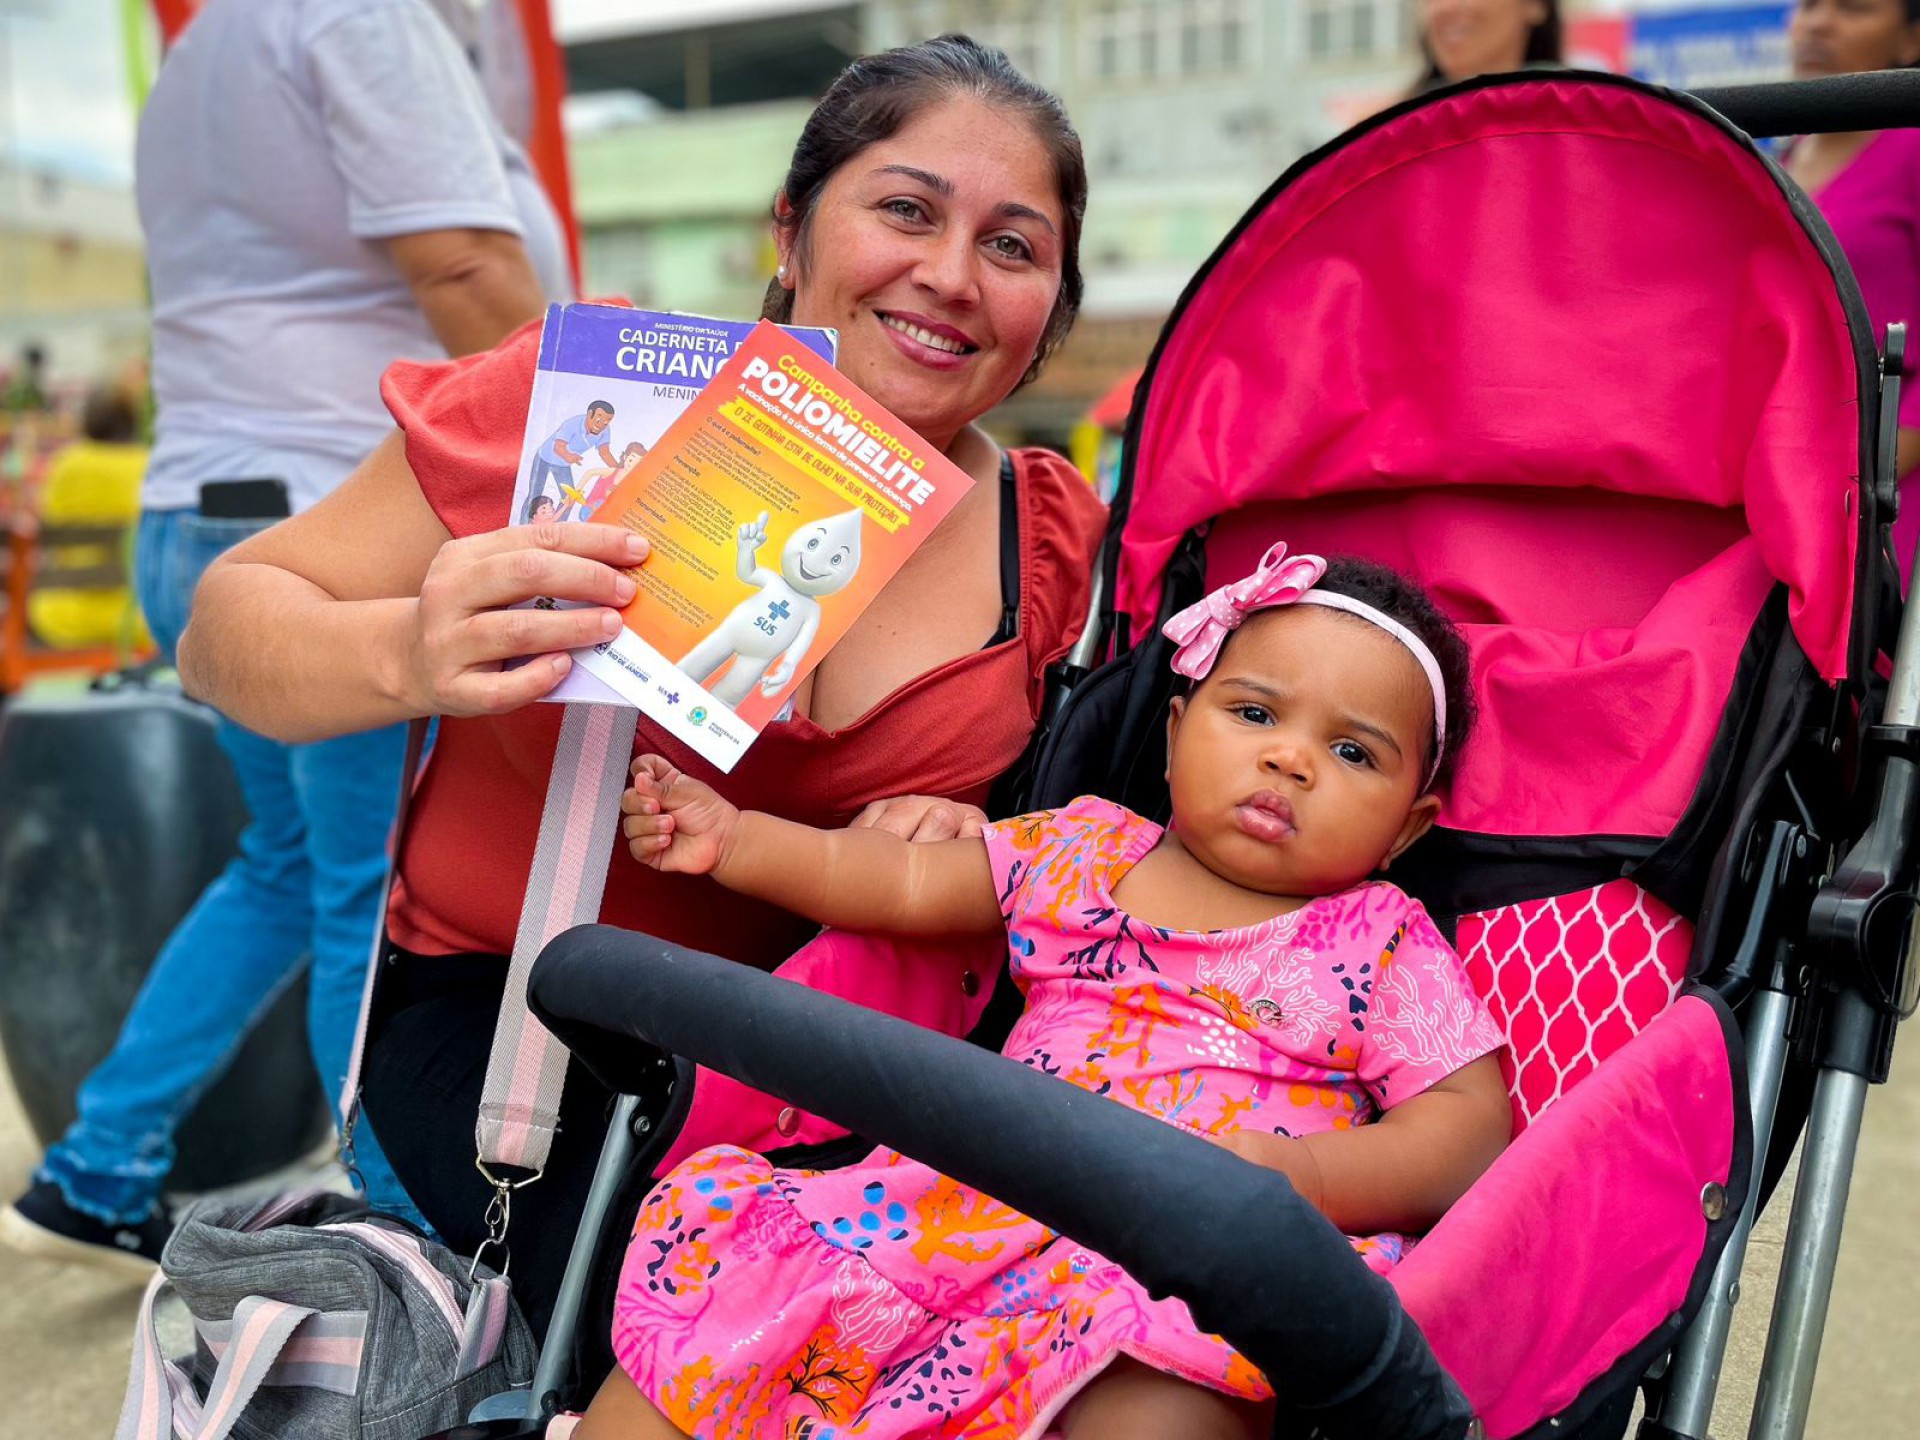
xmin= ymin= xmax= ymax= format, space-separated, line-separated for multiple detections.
xmin=1784 ymin=0 xmax=1920 ymax=575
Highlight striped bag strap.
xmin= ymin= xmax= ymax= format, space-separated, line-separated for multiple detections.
xmin=118 ymin=1282 xmax=319 ymax=1440
xmin=321 ymin=1221 xmax=515 ymax=1380
xmin=336 ymin=703 xmax=636 ymax=1250
xmin=475 ymin=703 xmax=639 ymax=1188
xmin=116 ymin=1200 xmax=517 ymax=1440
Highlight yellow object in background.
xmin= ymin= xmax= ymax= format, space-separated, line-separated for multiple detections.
xmin=27 ymin=438 xmax=150 ymax=651
xmin=1068 ymin=419 xmax=1103 ymax=486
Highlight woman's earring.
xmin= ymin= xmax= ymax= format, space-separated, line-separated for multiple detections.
xmin=777 ymin=264 xmax=788 ymax=279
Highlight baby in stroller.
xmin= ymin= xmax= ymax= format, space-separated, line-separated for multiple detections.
xmin=579 ymin=545 xmax=1512 ymax=1439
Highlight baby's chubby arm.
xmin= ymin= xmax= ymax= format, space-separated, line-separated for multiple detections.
xmin=1215 ymin=1052 xmax=1511 ymax=1236
xmin=621 ymin=755 xmax=1004 ymax=937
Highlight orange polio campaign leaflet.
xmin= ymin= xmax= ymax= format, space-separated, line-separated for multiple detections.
xmin=573 ymin=321 xmax=974 ymax=772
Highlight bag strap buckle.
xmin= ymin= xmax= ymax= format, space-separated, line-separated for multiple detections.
xmin=470 ymin=1157 xmax=543 ymax=1281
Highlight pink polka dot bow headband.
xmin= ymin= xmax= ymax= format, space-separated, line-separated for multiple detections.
xmin=1160 ymin=541 xmax=1450 ymax=783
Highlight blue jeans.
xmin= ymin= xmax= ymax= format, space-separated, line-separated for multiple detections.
xmin=37 ymin=508 xmax=424 ymax=1227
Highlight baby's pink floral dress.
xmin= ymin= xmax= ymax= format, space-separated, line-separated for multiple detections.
xmin=612 ymin=797 xmax=1504 ymax=1438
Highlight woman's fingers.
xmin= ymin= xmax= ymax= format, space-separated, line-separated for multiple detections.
xmin=459 ymin=520 xmax=647 ymax=568
xmin=455 ymin=605 xmax=624 ymax=665
xmin=850 ymin=796 xmax=988 ymax=842
xmin=452 ymin=547 xmax=640 ymax=611
xmin=403 ymin=524 xmax=651 ymax=718
xmin=439 ymin=651 xmax=576 ymax=716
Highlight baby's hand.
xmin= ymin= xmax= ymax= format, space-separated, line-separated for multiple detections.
xmin=620 ymin=755 xmax=740 ymax=874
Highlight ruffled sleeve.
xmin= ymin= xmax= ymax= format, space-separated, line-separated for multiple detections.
xmin=1010 ymin=448 xmax=1107 ymax=710
xmin=981 ymin=808 xmax=1062 ymax=925
xmin=379 ymin=315 xmax=545 ymax=539
xmin=1355 ymin=895 xmax=1506 ymax=1111
xmin=980 ymin=795 xmax=1135 ymax=926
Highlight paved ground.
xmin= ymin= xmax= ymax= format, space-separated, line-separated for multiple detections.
xmin=1 ymin=1033 xmax=1915 ymax=1437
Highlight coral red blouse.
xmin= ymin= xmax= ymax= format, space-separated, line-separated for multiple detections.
xmin=378 ymin=319 xmax=1106 ymax=966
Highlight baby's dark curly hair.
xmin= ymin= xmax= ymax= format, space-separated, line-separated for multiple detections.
xmin=1198 ymin=555 xmax=1477 ymax=792
xmin=1308 ymin=556 xmax=1477 ymax=791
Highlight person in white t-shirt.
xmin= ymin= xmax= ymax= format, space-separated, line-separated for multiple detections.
xmin=0 ymin=0 xmax=571 ymax=1274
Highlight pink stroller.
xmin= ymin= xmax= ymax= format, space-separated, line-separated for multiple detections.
xmin=519 ymin=69 xmax=1920 ymax=1439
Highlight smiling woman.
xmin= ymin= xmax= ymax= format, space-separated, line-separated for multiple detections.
xmin=1412 ymin=0 xmax=1563 ymax=89
xmin=760 ymin=37 xmax=1086 ymax=452
xmin=174 ymin=32 xmax=1106 ymax=1332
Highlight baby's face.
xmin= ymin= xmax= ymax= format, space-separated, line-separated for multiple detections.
xmin=1164 ymin=606 xmax=1438 ymax=899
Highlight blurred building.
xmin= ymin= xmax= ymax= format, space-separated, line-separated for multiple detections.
xmin=0 ymin=160 xmax=147 ymax=399
xmin=562 ymin=1 xmax=858 ymax=321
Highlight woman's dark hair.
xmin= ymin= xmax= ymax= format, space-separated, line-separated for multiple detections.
xmin=1310 ymin=557 xmax=1478 ymax=791
xmin=761 ymin=34 xmax=1087 ymax=390
xmin=1414 ymin=0 xmax=1564 ymax=92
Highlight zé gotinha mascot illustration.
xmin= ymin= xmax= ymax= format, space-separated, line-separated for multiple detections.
xmin=678 ymin=508 xmax=864 ymax=707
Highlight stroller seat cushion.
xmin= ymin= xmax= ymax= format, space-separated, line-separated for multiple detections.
xmin=609 ymin=799 xmax=1504 ymax=1436
xmin=1388 ymin=990 xmax=1743 ymax=1435
xmin=1460 ymin=879 xmax=1693 ymax=1127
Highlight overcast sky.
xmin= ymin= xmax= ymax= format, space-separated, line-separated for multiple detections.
xmin=0 ymin=0 xmax=138 ymax=184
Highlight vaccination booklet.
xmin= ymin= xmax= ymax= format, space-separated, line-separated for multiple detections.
xmin=507 ymin=302 xmax=836 ymax=706
xmin=575 ymin=321 xmax=975 ymax=772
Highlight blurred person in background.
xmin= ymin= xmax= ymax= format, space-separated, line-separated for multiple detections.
xmin=1782 ymin=0 xmax=1920 ymax=577
xmin=1414 ymin=0 xmax=1563 ymax=90
xmin=24 ymin=384 xmax=150 ymax=654
xmin=5 ymin=342 xmax=50 ymax=414
xmin=0 ymin=0 xmax=569 ymax=1275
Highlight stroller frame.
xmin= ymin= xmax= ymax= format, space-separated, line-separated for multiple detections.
xmin=1646 ymin=69 xmax=1920 ymax=1440
xmin=453 ymin=69 xmax=1920 ymax=1440
xmin=1646 ymin=337 xmax=1908 ymax=1440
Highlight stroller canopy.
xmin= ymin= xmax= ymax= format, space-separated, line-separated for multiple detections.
xmin=1116 ymin=76 xmax=1872 ymax=842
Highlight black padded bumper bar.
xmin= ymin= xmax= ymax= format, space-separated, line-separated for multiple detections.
xmin=1695 ymin=68 xmax=1920 ymax=140
xmin=528 ymin=926 xmax=1477 ymax=1440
